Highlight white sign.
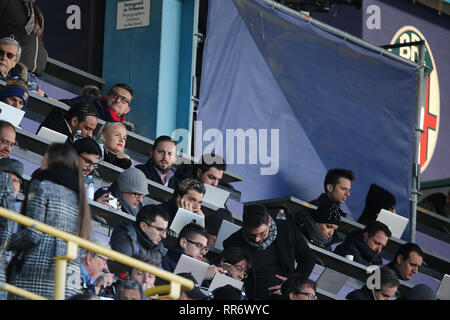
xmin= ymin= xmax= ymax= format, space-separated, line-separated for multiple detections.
xmin=116 ymin=0 xmax=150 ymax=30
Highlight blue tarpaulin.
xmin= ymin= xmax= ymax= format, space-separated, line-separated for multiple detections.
xmin=197 ymin=0 xmax=417 ymax=228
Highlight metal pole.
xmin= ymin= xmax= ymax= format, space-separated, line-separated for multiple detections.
xmin=410 ymin=43 xmax=426 ymax=242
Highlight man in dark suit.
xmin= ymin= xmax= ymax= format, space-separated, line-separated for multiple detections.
xmin=223 ymin=204 xmax=315 ymax=300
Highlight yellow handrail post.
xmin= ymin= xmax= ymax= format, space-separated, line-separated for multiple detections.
xmin=53 ymin=241 xmax=78 ymax=300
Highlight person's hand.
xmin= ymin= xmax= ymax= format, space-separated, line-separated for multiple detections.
xmin=268 ymin=274 xmax=288 ymax=295
xmin=36 ymin=85 xmax=45 ymax=97
xmin=205 ymin=265 xmax=222 ymax=280
xmin=96 ymin=192 xmax=113 ymax=206
xmin=179 ymin=197 xmax=194 ymax=212
xmin=207 ymin=234 xmax=217 ymax=247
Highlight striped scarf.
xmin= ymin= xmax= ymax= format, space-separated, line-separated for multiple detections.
xmin=242 ymin=216 xmax=278 ymax=251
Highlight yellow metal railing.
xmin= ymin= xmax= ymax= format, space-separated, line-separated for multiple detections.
xmin=0 ymin=206 xmax=194 ymax=300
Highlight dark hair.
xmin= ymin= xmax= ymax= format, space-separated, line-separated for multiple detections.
xmin=281 ymin=274 xmax=317 ymax=296
xmin=364 ymin=220 xmax=392 ymax=238
xmin=213 ymin=246 xmax=252 ymax=270
xmin=243 ymin=204 xmax=270 ymax=230
xmin=45 ymin=143 xmax=92 ymax=239
xmin=394 ymin=243 xmax=424 ymax=264
xmin=82 ymin=85 xmax=101 ymax=98
xmin=67 ymin=293 xmax=98 ymax=300
xmin=109 ymin=83 xmax=134 ymax=98
xmin=178 ymin=223 xmax=209 ymax=242
xmin=63 ymin=102 xmax=99 ymax=123
xmin=196 ymin=153 xmax=227 ymax=175
xmin=0 ymin=120 xmax=15 ymax=133
xmin=324 ymin=168 xmax=355 ymax=192
xmin=174 ymin=178 xmax=206 ymax=198
xmin=115 ymin=280 xmax=145 ymax=300
xmin=72 ymin=137 xmax=102 ymax=157
xmin=377 ymin=266 xmax=400 ymax=291
xmin=153 ymin=135 xmax=176 ymax=150
xmin=136 ymin=204 xmax=169 ymax=225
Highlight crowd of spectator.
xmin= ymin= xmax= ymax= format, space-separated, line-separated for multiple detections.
xmin=0 ymin=0 xmax=446 ymax=302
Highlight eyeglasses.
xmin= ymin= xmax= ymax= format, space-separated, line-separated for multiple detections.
xmin=297 ymin=292 xmax=317 ymax=300
xmin=0 ymin=138 xmax=18 ymax=148
xmin=80 ymin=154 xmax=99 ymax=169
xmin=109 ymin=91 xmax=131 ymax=104
xmin=186 ymin=239 xmax=209 ymax=253
xmin=0 ymin=48 xmax=17 ymax=60
xmin=95 ymin=254 xmax=109 ymax=263
xmin=232 ymin=264 xmax=248 ymax=279
xmin=144 ymin=222 xmax=169 ymax=235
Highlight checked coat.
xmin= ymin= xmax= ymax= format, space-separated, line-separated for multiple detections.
xmin=7 ymin=179 xmax=82 ymax=299
xmin=0 ymin=173 xmax=15 ymax=300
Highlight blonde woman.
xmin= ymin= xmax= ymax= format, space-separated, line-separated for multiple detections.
xmin=98 ymin=122 xmax=132 ymax=169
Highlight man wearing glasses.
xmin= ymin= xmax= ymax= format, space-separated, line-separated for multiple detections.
xmin=0 ymin=37 xmax=20 ymax=79
xmin=223 ymin=204 xmax=316 ymax=300
xmin=72 ymin=137 xmax=102 ymax=178
xmin=0 ymin=120 xmax=16 ymax=159
xmin=110 ymin=205 xmax=169 ymax=268
xmin=93 ymin=83 xmax=133 ymax=123
xmin=162 ymin=223 xmax=226 ymax=280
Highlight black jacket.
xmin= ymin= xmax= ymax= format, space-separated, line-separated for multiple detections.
xmin=333 ymin=229 xmax=384 ymax=266
xmin=346 ymin=285 xmax=374 ymax=300
xmin=136 ymin=159 xmax=177 ymax=189
xmin=109 ymin=221 xmax=167 ymax=267
xmin=103 ymin=151 xmax=132 ymax=170
xmin=161 ymin=245 xmax=184 ymax=273
xmin=157 ymin=197 xmax=179 ymax=225
xmin=37 ymin=108 xmax=72 ymax=142
xmin=223 ymin=219 xmax=316 ymax=300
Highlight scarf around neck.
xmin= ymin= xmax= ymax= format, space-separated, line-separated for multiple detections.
xmin=242 ymin=215 xmax=278 ymax=251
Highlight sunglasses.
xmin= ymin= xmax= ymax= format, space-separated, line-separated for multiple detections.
xmin=0 ymin=49 xmax=17 ymax=60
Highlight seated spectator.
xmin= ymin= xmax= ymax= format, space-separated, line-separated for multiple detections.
xmin=72 ymin=137 xmax=102 ymax=177
xmin=109 ymin=205 xmax=169 ymax=267
xmin=0 ymin=0 xmax=47 ymax=77
xmin=0 ymin=78 xmax=29 ymax=109
xmin=115 ymin=280 xmax=145 ymax=300
xmin=177 ymin=272 xmax=211 ymax=300
xmin=0 ymin=158 xmax=24 ymax=200
xmin=106 ymin=254 xmax=159 ymax=300
xmin=158 ymin=178 xmax=206 ymax=225
xmin=0 ymin=120 xmax=16 ymax=158
xmin=385 ymin=242 xmax=424 ymax=281
xmin=97 ymin=122 xmax=132 ymax=169
xmin=212 ymin=285 xmax=247 ymax=300
xmin=223 ymin=204 xmax=316 ymax=300
xmin=174 ymin=153 xmax=234 ymax=246
xmin=346 ymin=266 xmax=399 ymax=300
xmin=38 ymin=102 xmax=99 ymax=143
xmin=358 ymin=183 xmax=396 ymax=226
xmin=162 ymin=223 xmax=225 ymax=282
xmin=334 ymin=220 xmax=392 ymax=266
xmin=397 ymin=284 xmax=437 ymax=300
xmin=0 ymin=37 xmax=44 ymax=96
xmin=418 ymin=191 xmax=450 ymax=219
xmin=280 ymin=274 xmax=317 ymax=300
xmin=94 ymin=167 xmax=149 ymax=216
xmin=80 ymin=235 xmax=115 ymax=297
xmin=294 ymin=195 xmax=343 ymax=251
xmin=210 ymin=246 xmax=252 ymax=282
xmin=136 ymin=135 xmax=177 ymax=188
xmin=61 ymin=83 xmax=133 ymax=122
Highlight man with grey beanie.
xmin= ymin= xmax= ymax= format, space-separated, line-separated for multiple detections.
xmin=94 ymin=167 xmax=149 ymax=216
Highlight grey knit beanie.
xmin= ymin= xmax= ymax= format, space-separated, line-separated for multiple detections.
xmin=117 ymin=167 xmax=148 ymax=195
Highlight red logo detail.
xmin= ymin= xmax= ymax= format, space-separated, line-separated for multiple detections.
xmin=420 ymin=76 xmax=437 ymax=167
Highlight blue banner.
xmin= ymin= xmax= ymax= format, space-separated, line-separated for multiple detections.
xmin=197 ymin=0 xmax=417 ymax=225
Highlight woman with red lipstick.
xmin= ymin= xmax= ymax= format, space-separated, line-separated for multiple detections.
xmin=98 ymin=122 xmax=132 ymax=169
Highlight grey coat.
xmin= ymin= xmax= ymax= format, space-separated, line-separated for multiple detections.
xmin=7 ymin=179 xmax=81 ymax=300
xmin=0 ymin=172 xmax=15 ymax=300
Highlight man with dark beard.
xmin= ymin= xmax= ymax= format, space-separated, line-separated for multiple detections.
xmin=136 ymin=135 xmax=178 ymax=188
